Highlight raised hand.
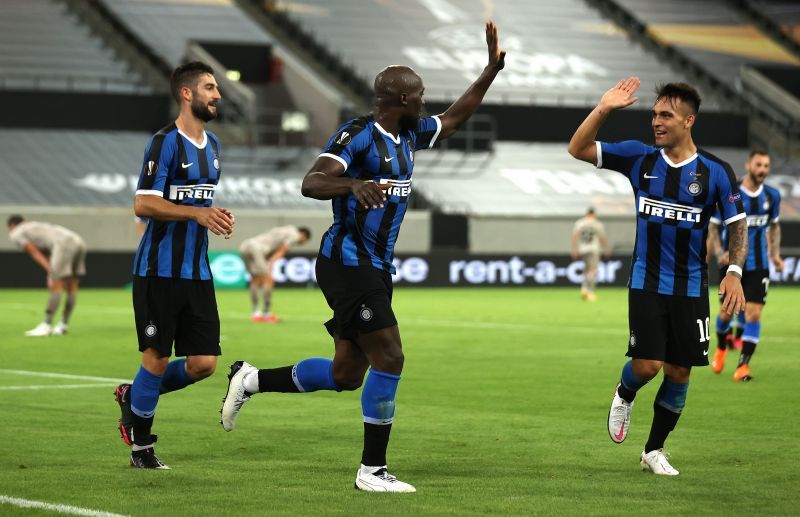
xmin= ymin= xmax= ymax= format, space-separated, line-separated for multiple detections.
xmin=352 ymin=180 xmax=392 ymax=210
xmin=600 ymin=77 xmax=640 ymax=111
xmin=485 ymin=21 xmax=506 ymax=71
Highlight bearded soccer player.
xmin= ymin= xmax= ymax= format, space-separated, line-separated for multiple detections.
xmin=220 ymin=22 xmax=505 ymax=492
xmin=569 ymin=78 xmax=747 ymax=475
xmin=708 ymin=150 xmax=782 ymax=381
xmin=115 ymin=61 xmax=235 ymax=469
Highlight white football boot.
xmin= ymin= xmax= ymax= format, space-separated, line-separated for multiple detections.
xmin=51 ymin=322 xmax=68 ymax=335
xmin=608 ymin=383 xmax=634 ymax=443
xmin=24 ymin=322 xmax=52 ymax=337
xmin=640 ymin=449 xmax=679 ymax=476
xmin=355 ymin=465 xmax=416 ymax=493
xmin=220 ymin=360 xmax=258 ymax=432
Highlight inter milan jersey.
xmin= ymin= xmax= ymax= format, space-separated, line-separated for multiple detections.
xmin=710 ymin=182 xmax=781 ymax=271
xmin=133 ymin=123 xmax=222 ymax=280
xmin=597 ymin=140 xmax=745 ymax=297
xmin=317 ymin=114 xmax=441 ymax=273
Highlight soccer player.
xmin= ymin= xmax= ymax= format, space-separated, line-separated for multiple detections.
xmin=6 ymin=215 xmax=86 ymax=336
xmin=239 ymin=225 xmax=311 ymax=322
xmin=708 ymin=150 xmax=782 ymax=380
xmin=571 ymin=207 xmax=611 ymax=301
xmin=114 ymin=61 xmax=235 ymax=469
xmin=568 ymin=78 xmax=747 ymax=475
xmin=220 ymin=21 xmax=506 ymax=492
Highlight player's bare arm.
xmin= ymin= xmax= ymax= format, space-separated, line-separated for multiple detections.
xmin=568 ymin=77 xmax=641 ymax=164
xmin=769 ymin=221 xmax=784 ymax=271
xmin=134 ymin=195 xmax=234 ymax=236
xmin=719 ymin=218 xmax=747 ymax=315
xmin=302 ymin=158 xmax=391 ymax=210
xmin=435 ymin=21 xmax=505 ymax=140
xmin=23 ymin=241 xmax=50 ymax=272
xmin=267 ymin=243 xmax=289 ymax=263
xmin=707 ymin=222 xmax=729 ymax=265
xmin=570 ymin=230 xmax=579 ymax=260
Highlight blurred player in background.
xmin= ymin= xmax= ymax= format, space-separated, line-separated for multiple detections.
xmin=707 ymin=150 xmax=782 ymax=381
xmin=239 ymin=225 xmax=311 ymax=322
xmin=569 ymin=78 xmax=747 ymax=475
xmin=114 ymin=61 xmax=235 ymax=470
xmin=220 ymin=21 xmax=506 ymax=492
xmin=571 ymin=207 xmax=610 ymax=301
xmin=7 ymin=215 xmax=86 ymax=336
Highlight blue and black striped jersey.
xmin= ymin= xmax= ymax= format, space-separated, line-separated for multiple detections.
xmin=711 ymin=182 xmax=781 ymax=271
xmin=133 ymin=123 xmax=222 ymax=280
xmin=597 ymin=140 xmax=745 ymax=297
xmin=317 ymin=114 xmax=441 ymax=273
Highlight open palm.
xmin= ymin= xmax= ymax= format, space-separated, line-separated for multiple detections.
xmin=601 ymin=77 xmax=640 ymax=110
xmin=486 ymin=21 xmax=506 ymax=70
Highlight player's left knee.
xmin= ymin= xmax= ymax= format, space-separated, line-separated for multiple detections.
xmin=186 ymin=358 xmax=217 ymax=380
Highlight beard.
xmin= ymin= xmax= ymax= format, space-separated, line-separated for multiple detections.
xmin=191 ymin=99 xmax=217 ymax=122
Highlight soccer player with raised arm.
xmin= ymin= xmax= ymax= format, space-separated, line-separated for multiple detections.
xmin=220 ymin=22 xmax=505 ymax=492
xmin=568 ymin=78 xmax=747 ymax=475
xmin=708 ymin=150 xmax=782 ymax=381
xmin=115 ymin=62 xmax=235 ymax=469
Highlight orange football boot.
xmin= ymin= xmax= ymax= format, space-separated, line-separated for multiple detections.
xmin=733 ymin=364 xmax=752 ymax=382
xmin=711 ymin=348 xmax=727 ymax=374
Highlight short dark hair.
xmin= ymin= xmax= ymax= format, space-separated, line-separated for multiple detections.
xmin=586 ymin=207 xmax=595 ymax=215
xmin=7 ymin=214 xmax=24 ymax=227
xmin=170 ymin=61 xmax=214 ymax=104
xmin=298 ymin=227 xmax=312 ymax=239
xmin=655 ymin=82 xmax=701 ymax=114
xmin=748 ymin=149 xmax=769 ymax=159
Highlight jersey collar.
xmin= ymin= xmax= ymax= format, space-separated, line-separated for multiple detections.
xmin=660 ymin=148 xmax=697 ymax=168
xmin=739 ymin=183 xmax=763 ymax=197
xmin=374 ymin=122 xmax=401 ymax=145
xmin=178 ymin=129 xmax=208 ymax=149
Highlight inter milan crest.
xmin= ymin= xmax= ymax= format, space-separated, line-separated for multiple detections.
xmin=145 ymin=323 xmax=157 ymax=338
xmin=629 ymin=333 xmax=637 ymax=348
xmin=359 ymin=305 xmax=373 ymax=322
xmin=687 ymin=181 xmax=702 ymax=196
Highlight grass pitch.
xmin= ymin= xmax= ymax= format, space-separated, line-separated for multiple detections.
xmin=0 ymin=287 xmax=798 ymax=516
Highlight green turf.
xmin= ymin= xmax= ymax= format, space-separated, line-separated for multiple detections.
xmin=0 ymin=287 xmax=798 ymax=516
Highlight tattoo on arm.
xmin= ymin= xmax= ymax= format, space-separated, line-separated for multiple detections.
xmin=769 ymin=223 xmax=781 ymax=259
xmin=727 ymin=219 xmax=748 ymax=268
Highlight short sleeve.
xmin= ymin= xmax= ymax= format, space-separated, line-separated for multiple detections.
xmin=714 ymin=163 xmax=746 ymax=225
xmin=318 ymin=120 xmax=372 ymax=172
xmin=596 ymin=140 xmax=653 ymax=177
xmin=413 ymin=116 xmax=442 ymax=151
xmin=770 ymin=189 xmax=781 ymax=223
xmin=709 ymin=208 xmax=722 ymax=226
xmin=136 ymin=133 xmax=175 ymax=196
xmin=9 ymin=226 xmax=26 ymax=248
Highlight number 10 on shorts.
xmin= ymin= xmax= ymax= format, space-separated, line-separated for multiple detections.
xmin=696 ymin=317 xmax=710 ymax=343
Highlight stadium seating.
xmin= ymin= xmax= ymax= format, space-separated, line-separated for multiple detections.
xmin=278 ymin=0 xmax=700 ymax=107
xmin=0 ymin=0 xmax=149 ymax=93
xmin=101 ymin=0 xmax=272 ymax=65
xmin=613 ymin=0 xmax=800 ymax=86
xmin=741 ymin=1 xmax=800 ymax=46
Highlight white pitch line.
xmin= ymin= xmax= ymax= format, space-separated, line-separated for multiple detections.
xmin=0 ymin=495 xmax=130 ymax=517
xmin=0 ymin=369 xmax=130 ymax=383
xmin=0 ymin=384 xmax=119 ymax=391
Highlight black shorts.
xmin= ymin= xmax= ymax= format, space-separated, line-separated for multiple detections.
xmin=132 ymin=276 xmax=221 ymax=357
xmin=315 ymin=255 xmax=397 ymax=341
xmin=717 ymin=267 xmax=769 ymax=305
xmin=627 ymin=288 xmax=710 ymax=367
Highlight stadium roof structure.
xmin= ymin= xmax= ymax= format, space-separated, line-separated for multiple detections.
xmin=280 ymin=0 xmax=706 ymax=107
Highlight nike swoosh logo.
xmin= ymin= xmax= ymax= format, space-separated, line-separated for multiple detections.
xmin=703 ymin=349 xmax=709 ymax=356
xmin=182 ymin=162 xmax=193 ymax=168
xmin=384 ymin=157 xmax=394 ymax=162
xmin=643 ymin=173 xmax=658 ymax=179
xmin=615 ymin=421 xmax=626 ymax=441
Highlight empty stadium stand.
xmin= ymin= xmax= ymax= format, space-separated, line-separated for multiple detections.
xmin=275 ymin=0 xmax=705 ymax=108
xmin=0 ymin=0 xmax=150 ymax=93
